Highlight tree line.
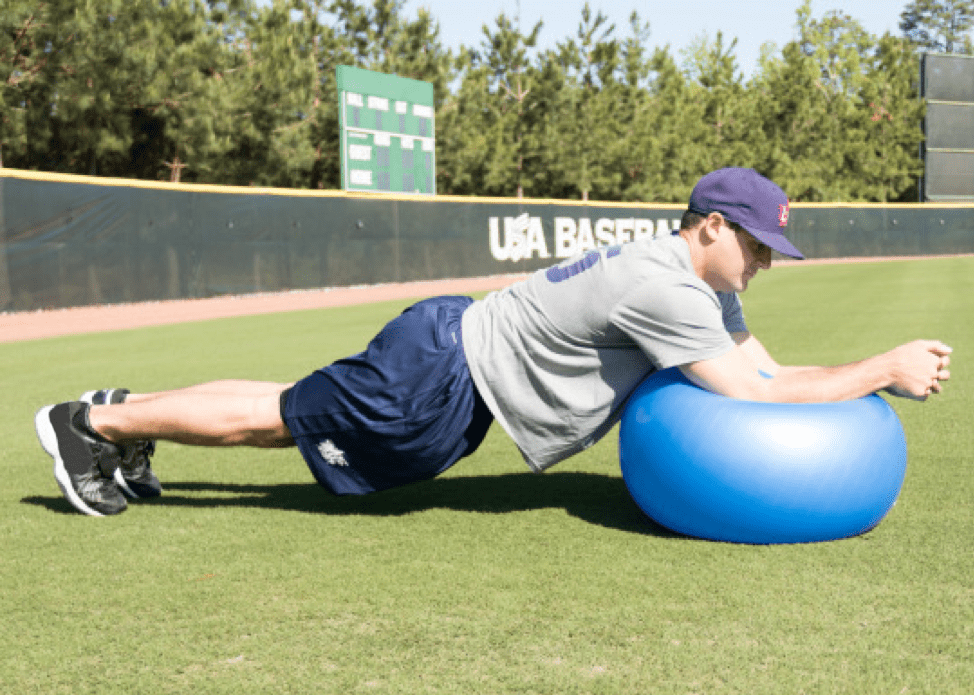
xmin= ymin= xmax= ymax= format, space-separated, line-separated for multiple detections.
xmin=1 ymin=0 xmax=972 ymax=202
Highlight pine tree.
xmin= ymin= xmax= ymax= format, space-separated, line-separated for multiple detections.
xmin=900 ymin=0 xmax=974 ymax=53
xmin=614 ymin=11 xmax=656 ymax=201
xmin=435 ymin=48 xmax=491 ymax=195
xmin=132 ymin=0 xmax=245 ymax=183
xmin=679 ymin=31 xmax=766 ymax=175
xmin=0 ymin=0 xmax=249 ymax=180
xmin=221 ymin=0 xmax=333 ymax=188
xmin=456 ymin=12 xmax=543 ymax=198
xmin=753 ymin=36 xmax=826 ymax=201
xmin=0 ymin=1 xmax=79 ymax=170
xmin=858 ymin=34 xmax=925 ymax=201
xmin=544 ymin=3 xmax=622 ymax=201
xmin=756 ymin=2 xmax=877 ymax=201
xmin=622 ymin=47 xmax=705 ymax=203
xmin=334 ymin=0 xmax=452 ymax=94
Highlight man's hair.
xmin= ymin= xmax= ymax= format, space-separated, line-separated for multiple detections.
xmin=679 ymin=210 xmax=706 ymax=230
xmin=679 ymin=209 xmax=746 ymax=234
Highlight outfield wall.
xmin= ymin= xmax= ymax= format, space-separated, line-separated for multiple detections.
xmin=2 ymin=169 xmax=973 ymax=312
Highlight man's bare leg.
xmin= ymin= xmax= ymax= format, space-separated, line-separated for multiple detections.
xmin=124 ymin=380 xmax=293 ymax=403
xmin=89 ymin=381 xmax=295 ymax=449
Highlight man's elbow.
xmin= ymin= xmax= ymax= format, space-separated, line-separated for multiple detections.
xmin=679 ymin=364 xmax=777 ymax=402
xmin=719 ymin=378 xmax=778 ymax=403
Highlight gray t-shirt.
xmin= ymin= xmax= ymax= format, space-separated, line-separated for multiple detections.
xmin=461 ymin=233 xmax=747 ymax=472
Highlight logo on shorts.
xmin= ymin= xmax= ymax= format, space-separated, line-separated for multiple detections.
xmin=317 ymin=439 xmax=349 ymax=467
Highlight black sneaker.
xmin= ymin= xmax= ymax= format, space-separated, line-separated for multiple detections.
xmin=34 ymin=402 xmax=127 ymax=516
xmin=79 ymin=389 xmax=162 ymax=499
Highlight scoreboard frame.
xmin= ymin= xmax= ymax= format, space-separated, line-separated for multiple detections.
xmin=336 ymin=65 xmax=436 ymax=196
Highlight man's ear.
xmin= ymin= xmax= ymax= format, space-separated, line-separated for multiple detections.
xmin=700 ymin=212 xmax=725 ymax=245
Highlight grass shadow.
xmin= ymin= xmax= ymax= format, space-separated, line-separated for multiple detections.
xmin=22 ymin=471 xmax=680 ymax=538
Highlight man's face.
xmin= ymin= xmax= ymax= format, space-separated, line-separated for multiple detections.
xmin=706 ymin=219 xmax=773 ymax=293
xmin=735 ymin=229 xmax=773 ymax=291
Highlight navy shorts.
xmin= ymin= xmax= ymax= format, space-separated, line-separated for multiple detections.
xmin=281 ymin=296 xmax=494 ymax=495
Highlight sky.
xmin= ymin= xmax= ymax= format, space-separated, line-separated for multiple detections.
xmin=400 ymin=0 xmax=906 ymax=78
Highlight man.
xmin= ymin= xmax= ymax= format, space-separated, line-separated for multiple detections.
xmin=34 ymin=168 xmax=952 ymax=516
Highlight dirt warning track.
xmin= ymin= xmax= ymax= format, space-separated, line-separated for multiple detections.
xmin=2 ymin=253 xmax=971 ymax=344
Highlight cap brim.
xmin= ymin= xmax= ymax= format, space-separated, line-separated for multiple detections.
xmin=749 ymin=229 xmax=804 ymax=260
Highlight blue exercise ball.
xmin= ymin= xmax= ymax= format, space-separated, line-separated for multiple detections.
xmin=619 ymin=368 xmax=908 ymax=544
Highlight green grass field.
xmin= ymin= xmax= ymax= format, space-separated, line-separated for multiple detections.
xmin=2 ymin=258 xmax=972 ymax=694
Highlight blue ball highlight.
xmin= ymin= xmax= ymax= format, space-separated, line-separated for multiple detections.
xmin=619 ymin=368 xmax=908 ymax=544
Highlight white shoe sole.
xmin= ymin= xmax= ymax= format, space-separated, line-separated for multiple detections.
xmin=34 ymin=406 xmax=104 ymax=517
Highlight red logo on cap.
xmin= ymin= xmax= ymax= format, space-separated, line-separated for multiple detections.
xmin=778 ymin=202 xmax=790 ymax=227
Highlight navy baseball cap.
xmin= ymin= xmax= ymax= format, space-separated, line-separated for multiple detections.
xmin=688 ymin=168 xmax=804 ymax=259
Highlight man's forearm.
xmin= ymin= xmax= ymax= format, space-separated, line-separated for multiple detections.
xmin=683 ymin=340 xmax=950 ymax=403
xmin=767 ymin=360 xmax=892 ymax=403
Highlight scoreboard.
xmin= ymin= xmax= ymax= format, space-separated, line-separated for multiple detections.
xmin=921 ymin=53 xmax=974 ymax=201
xmin=336 ymin=65 xmax=436 ymax=195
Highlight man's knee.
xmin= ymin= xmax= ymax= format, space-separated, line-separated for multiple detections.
xmin=243 ymin=393 xmax=294 ymax=448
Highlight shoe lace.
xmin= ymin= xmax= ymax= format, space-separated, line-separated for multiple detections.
xmin=121 ymin=440 xmax=156 ymax=475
